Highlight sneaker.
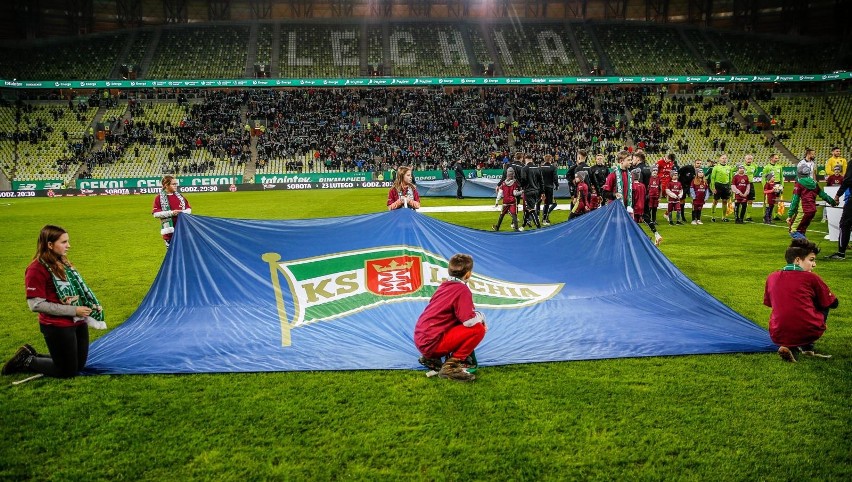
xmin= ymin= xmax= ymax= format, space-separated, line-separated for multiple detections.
xmin=745 ymin=217 xmax=753 ymax=222
xmin=774 ymin=215 xmax=782 ymax=221
xmin=676 ymin=220 xmax=684 ymax=225
xmin=491 ymin=225 xmax=499 ymax=232
xmin=654 ymin=232 xmax=663 ymax=246
xmin=438 ymin=357 xmax=476 ymax=382
xmin=1 ymin=346 xmax=34 ymax=375
xmin=669 ymin=221 xmax=675 ymax=226
xmin=825 ymin=252 xmax=846 ymax=260
xmin=517 ymin=226 xmax=524 ymax=232
xmin=543 ymin=221 xmax=550 ymax=226
xmin=777 ymin=346 xmax=797 ymax=363
xmin=722 ymin=218 xmax=729 ymax=223
xmin=418 ymin=356 xmax=444 ymax=372
xmin=691 ymin=220 xmax=698 ymax=225
xmin=711 ymin=217 xmax=716 ymax=222
xmin=697 ymin=220 xmax=703 ymax=225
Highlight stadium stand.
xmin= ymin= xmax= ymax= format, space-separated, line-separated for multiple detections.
xmin=704 ymin=31 xmax=835 ymax=74
xmin=147 ymin=26 xmax=249 ymax=79
xmin=756 ymin=95 xmax=848 ymax=162
xmin=489 ymin=24 xmax=582 ymax=77
xmin=278 ymin=25 xmax=361 ymax=78
xmin=594 ymin=24 xmax=705 ymax=76
xmin=571 ymin=23 xmax=601 ymax=73
xmin=389 ymin=23 xmax=472 ymax=77
xmin=0 ymin=101 xmax=97 ymax=181
xmin=0 ymin=33 xmax=125 ymax=81
xmin=256 ymin=24 xmax=274 ymax=69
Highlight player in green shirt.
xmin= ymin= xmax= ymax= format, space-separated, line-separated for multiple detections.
xmin=763 ymin=154 xmax=785 ymax=220
xmin=710 ymin=154 xmax=734 ymax=222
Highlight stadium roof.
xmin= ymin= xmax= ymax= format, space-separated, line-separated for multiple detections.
xmin=0 ymin=0 xmax=847 ymax=41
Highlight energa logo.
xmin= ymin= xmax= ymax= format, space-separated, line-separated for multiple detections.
xmin=262 ymin=246 xmax=563 ymax=346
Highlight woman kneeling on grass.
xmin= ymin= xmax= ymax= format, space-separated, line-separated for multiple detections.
xmin=2 ymin=225 xmax=106 ymax=378
xmin=764 ymin=238 xmax=838 ymax=363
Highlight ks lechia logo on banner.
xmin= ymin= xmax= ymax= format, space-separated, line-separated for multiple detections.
xmin=262 ymin=246 xmax=563 ymax=346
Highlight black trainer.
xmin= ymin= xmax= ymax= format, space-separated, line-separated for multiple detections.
xmin=2 ymin=346 xmax=34 ymax=375
xmin=418 ymin=356 xmax=443 ymax=372
xmin=825 ymin=252 xmax=846 ymax=261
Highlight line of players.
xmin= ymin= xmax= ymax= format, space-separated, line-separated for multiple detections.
xmin=491 ymin=148 xmax=848 ymax=246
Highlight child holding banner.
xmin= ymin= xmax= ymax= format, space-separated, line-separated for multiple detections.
xmin=764 ymin=238 xmax=838 ymax=362
xmin=2 ymin=225 xmax=105 ymax=378
xmin=414 ymin=254 xmax=486 ymax=382
xmin=387 ymin=166 xmax=421 ymax=211
xmin=152 ymin=175 xmax=192 ymax=248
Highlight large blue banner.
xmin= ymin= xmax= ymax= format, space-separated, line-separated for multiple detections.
xmin=85 ymin=203 xmax=774 ymax=374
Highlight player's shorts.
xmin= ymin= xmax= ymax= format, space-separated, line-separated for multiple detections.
xmin=746 ymin=182 xmax=756 ymax=201
xmin=714 ymin=183 xmax=731 ymax=200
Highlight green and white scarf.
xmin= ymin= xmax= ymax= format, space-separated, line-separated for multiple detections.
xmin=781 ymin=264 xmax=804 ymax=271
xmin=615 ymin=166 xmax=632 ymax=207
xmin=158 ymin=190 xmax=187 ymax=233
xmin=40 ymin=259 xmax=104 ymax=322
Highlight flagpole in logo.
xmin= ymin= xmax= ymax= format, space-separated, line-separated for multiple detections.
xmin=262 ymin=252 xmax=292 ymax=346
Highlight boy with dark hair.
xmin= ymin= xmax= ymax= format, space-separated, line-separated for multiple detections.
xmin=764 ymin=239 xmax=838 ymax=362
xmin=414 ymin=254 xmax=486 ymax=382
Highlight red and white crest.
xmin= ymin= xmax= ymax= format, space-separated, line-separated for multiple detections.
xmin=365 ymin=255 xmax=422 ymax=296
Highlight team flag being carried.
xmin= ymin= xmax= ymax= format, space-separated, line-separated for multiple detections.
xmin=85 ymin=203 xmax=775 ymax=374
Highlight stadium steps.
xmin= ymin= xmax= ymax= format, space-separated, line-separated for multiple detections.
xmin=270 ymin=23 xmax=281 ymax=78
xmin=563 ymin=23 xmax=590 ymax=75
xmin=584 ymin=23 xmax=615 ymax=75
xmin=699 ymin=29 xmax=729 ymax=71
xmin=748 ymin=98 xmax=798 ymax=163
xmin=677 ymin=26 xmax=713 ymax=74
xmin=382 ymin=22 xmax=391 ymax=75
xmin=245 ymin=23 xmax=259 ymax=78
xmin=109 ymin=30 xmax=138 ymax=79
xmin=478 ymin=23 xmax=504 ymax=76
xmin=244 ymin=134 xmax=258 ymax=179
xmin=458 ymin=26 xmax=480 ymax=75
xmin=138 ymin=28 xmax=162 ymax=80
xmin=359 ymin=23 xmax=368 ymax=76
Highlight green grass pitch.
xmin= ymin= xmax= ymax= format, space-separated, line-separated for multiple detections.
xmin=0 ymin=190 xmax=849 ymax=480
